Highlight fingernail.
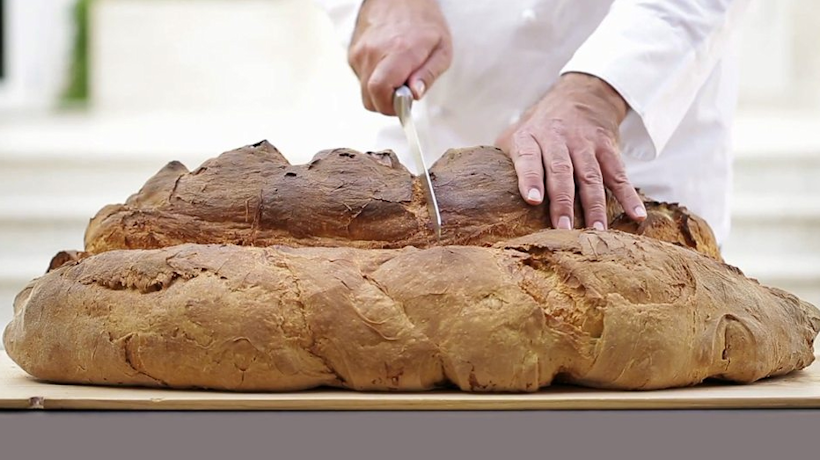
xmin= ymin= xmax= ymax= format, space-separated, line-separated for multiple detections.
xmin=558 ymin=216 xmax=572 ymax=230
xmin=527 ymin=188 xmax=542 ymax=203
xmin=634 ymin=206 xmax=647 ymax=219
xmin=593 ymin=221 xmax=605 ymax=231
xmin=413 ymin=80 xmax=426 ymax=98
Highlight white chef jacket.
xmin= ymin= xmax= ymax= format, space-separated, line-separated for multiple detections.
xmin=314 ymin=0 xmax=751 ymax=244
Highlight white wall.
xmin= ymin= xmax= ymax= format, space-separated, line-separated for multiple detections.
xmin=88 ymin=0 xmax=389 ymax=161
xmin=93 ymin=0 xmax=332 ymax=112
xmin=0 ymin=0 xmax=77 ymax=111
xmin=737 ymin=0 xmax=820 ymax=110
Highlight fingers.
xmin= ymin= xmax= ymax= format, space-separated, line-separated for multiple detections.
xmin=349 ymin=46 xmax=376 ymax=112
xmin=573 ymin=141 xmax=608 ymax=230
xmin=365 ymin=41 xmax=450 ymax=114
xmin=350 ymin=27 xmax=452 ymax=115
xmin=349 ymin=39 xmax=416 ymax=115
xmin=538 ymin=138 xmax=575 ymax=230
xmin=510 ymin=128 xmax=641 ymax=230
xmin=408 ymin=41 xmax=452 ymax=99
xmin=360 ymin=82 xmax=376 ymax=112
xmin=596 ymin=137 xmax=646 ymax=222
xmin=366 ymin=51 xmax=419 ymax=115
xmin=509 ymin=131 xmax=545 ymax=206
xmin=351 ymin=36 xmax=447 ymax=115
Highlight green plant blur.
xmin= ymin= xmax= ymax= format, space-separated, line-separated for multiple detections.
xmin=61 ymin=0 xmax=90 ymax=104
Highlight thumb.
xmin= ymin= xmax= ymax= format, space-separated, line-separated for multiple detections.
xmin=407 ymin=42 xmax=452 ymax=99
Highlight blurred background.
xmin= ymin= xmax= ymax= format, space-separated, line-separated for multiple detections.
xmin=1 ymin=0 xmax=819 ymax=338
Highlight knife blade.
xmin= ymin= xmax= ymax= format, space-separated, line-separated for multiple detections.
xmin=393 ymin=85 xmax=443 ymax=239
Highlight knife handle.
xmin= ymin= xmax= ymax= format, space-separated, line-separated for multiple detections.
xmin=393 ymin=85 xmax=414 ymax=119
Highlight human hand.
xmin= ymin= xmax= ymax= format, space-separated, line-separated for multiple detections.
xmin=348 ymin=0 xmax=452 ymax=115
xmin=496 ymin=73 xmax=647 ymax=230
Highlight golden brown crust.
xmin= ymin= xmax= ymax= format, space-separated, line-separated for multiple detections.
xmin=5 ymin=230 xmax=818 ymax=392
xmin=8 ymin=141 xmax=812 ymax=394
xmin=609 ymin=199 xmax=723 ymax=261
xmin=47 ymin=250 xmax=90 ymax=272
xmin=83 ymin=142 xmax=721 ymax=260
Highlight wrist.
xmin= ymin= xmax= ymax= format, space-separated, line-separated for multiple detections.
xmin=558 ymin=72 xmax=628 ymax=125
xmin=359 ymin=0 xmax=439 ymax=17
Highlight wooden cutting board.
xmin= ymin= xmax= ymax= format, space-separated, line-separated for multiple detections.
xmin=1 ymin=351 xmax=818 ymax=410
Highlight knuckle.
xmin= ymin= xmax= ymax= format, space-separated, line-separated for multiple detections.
xmin=584 ymin=201 xmax=607 ymax=215
xmin=512 ymin=129 xmax=534 ymax=142
xmin=598 ymin=149 xmax=626 ymax=174
xmin=349 ymin=46 xmax=364 ymax=62
xmin=578 ymin=168 xmax=603 ymax=186
xmin=514 ymin=148 xmax=540 ymax=160
xmin=389 ymin=35 xmax=411 ymax=52
xmin=546 ymin=118 xmax=567 ymax=136
xmin=418 ymin=68 xmax=436 ymax=85
xmin=551 ymin=192 xmax=574 ymax=209
xmin=548 ymin=159 xmax=573 ymax=176
xmin=594 ymin=126 xmax=613 ymax=140
xmin=366 ymin=77 xmax=385 ymax=95
xmin=517 ymin=169 xmax=543 ymax=181
xmin=348 ymin=58 xmax=363 ymax=74
xmin=609 ymin=171 xmax=631 ymax=187
xmin=511 ymin=132 xmax=539 ymax=155
xmin=597 ymin=145 xmax=619 ymax=160
xmin=351 ymin=41 xmax=377 ymax=61
xmin=596 ymin=136 xmax=622 ymax=158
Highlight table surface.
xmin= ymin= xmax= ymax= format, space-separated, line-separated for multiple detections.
xmin=2 ymin=351 xmax=819 ymax=410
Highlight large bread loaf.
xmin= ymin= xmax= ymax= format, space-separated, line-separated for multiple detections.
xmin=5 ymin=230 xmax=818 ymax=391
xmin=4 ymin=142 xmax=816 ymax=392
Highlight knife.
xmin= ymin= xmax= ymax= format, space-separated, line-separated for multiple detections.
xmin=393 ymin=85 xmax=443 ymax=240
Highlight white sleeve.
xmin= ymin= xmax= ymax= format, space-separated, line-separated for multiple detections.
xmin=560 ymin=0 xmax=751 ymax=160
xmin=311 ymin=0 xmax=365 ymax=49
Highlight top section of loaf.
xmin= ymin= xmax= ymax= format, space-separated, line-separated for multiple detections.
xmin=84 ymin=141 xmax=721 ymax=259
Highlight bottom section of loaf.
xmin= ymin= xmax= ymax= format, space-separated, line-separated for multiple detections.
xmin=4 ymin=230 xmax=819 ymax=392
